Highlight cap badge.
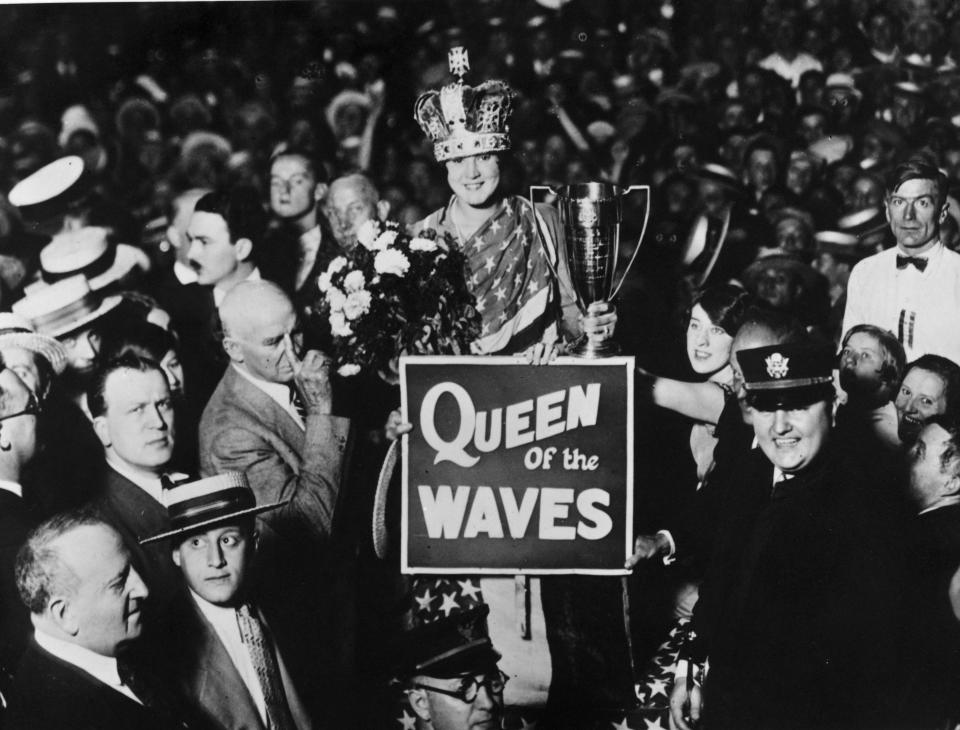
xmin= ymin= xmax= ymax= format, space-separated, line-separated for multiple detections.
xmin=765 ymin=353 xmax=790 ymax=379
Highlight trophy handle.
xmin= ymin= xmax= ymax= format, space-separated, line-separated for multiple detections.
xmin=528 ymin=185 xmax=564 ymax=289
xmin=609 ymin=184 xmax=651 ymax=302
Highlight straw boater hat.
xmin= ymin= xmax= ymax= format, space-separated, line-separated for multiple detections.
xmin=739 ymin=341 xmax=836 ymax=411
xmin=38 ymin=227 xmax=150 ymax=292
xmin=8 ymin=155 xmax=87 ymax=222
xmin=813 ymin=230 xmax=866 ymax=263
xmin=140 ymin=472 xmax=288 ymax=545
xmin=12 ymin=274 xmax=121 ymax=339
xmin=0 ymin=312 xmax=68 ymax=374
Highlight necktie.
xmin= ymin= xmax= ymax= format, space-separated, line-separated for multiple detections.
xmin=117 ymin=659 xmax=184 ymax=725
xmin=236 ymin=604 xmax=296 ymax=730
xmin=287 ymin=384 xmax=307 ymax=423
xmin=896 ymin=255 xmax=928 ymax=271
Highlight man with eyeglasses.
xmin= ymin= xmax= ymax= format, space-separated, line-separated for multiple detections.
xmin=392 ymin=605 xmax=505 ymax=730
xmin=843 ymin=156 xmax=960 ymax=364
xmin=0 ymin=360 xmax=42 ymax=695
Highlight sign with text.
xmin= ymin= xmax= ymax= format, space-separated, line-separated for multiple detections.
xmin=400 ymin=356 xmax=634 ymax=575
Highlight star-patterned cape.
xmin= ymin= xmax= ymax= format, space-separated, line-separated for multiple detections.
xmin=416 ymin=195 xmax=566 ymax=355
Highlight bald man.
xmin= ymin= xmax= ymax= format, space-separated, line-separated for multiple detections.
xmin=322 ymin=173 xmax=388 ymax=251
xmin=198 ymin=280 xmax=353 ymax=720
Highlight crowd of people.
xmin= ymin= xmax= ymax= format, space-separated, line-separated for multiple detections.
xmin=0 ymin=0 xmax=958 ymax=728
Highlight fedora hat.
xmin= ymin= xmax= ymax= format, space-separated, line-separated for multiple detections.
xmin=8 ymin=155 xmax=87 ymax=222
xmin=739 ymin=341 xmax=836 ymax=411
xmin=12 ymin=274 xmax=121 ymax=339
xmin=140 ymin=472 xmax=288 ymax=545
xmin=39 ymin=227 xmax=150 ymax=291
xmin=0 ymin=312 xmax=67 ymax=374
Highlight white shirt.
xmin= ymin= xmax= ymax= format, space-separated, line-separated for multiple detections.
xmin=295 ymin=226 xmax=322 ymax=292
xmin=213 ymin=267 xmax=261 ymax=307
xmin=0 ymin=480 xmax=22 ymax=498
xmin=34 ymin=628 xmax=142 ymax=704
xmin=843 ymin=242 xmax=960 ymax=364
xmin=190 ymin=591 xmax=267 ymax=726
xmin=231 ymin=364 xmax=304 ymax=430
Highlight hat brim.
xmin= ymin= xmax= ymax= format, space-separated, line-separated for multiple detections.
xmin=0 ymin=332 xmax=68 ymax=374
xmin=372 ymin=439 xmax=399 ymax=560
xmin=745 ymin=382 xmax=835 ymax=411
xmin=742 ymin=255 xmax=824 ymax=293
xmin=88 ymin=244 xmax=151 ymax=291
xmin=139 ymin=498 xmax=289 ymax=545
xmin=44 ymin=294 xmax=122 ymax=339
xmin=415 ymin=640 xmax=502 ymax=679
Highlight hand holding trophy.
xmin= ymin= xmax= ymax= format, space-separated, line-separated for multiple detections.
xmin=530 ymin=182 xmax=650 ymax=358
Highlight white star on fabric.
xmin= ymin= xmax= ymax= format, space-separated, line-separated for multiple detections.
xmin=457 ymin=580 xmax=482 ymax=601
xmin=497 ymin=311 xmax=508 ymax=324
xmin=499 ymin=238 xmax=510 ymax=251
xmin=490 ymin=219 xmax=501 ymax=234
xmin=469 ymin=273 xmax=479 ymax=286
xmin=514 ymin=272 xmax=524 ymax=287
xmin=476 ymin=297 xmax=487 ymax=313
xmin=414 ymin=590 xmax=435 ymax=611
xmin=494 ymin=286 xmax=507 ymax=301
xmin=647 ymin=678 xmax=668 ymax=697
xmin=485 ymin=256 xmax=496 ymax=273
xmin=644 ymin=717 xmax=667 ymax=730
xmin=527 ymin=280 xmax=539 ymax=294
xmin=611 ymin=719 xmax=632 ymax=730
xmin=439 ymin=591 xmax=459 ymax=616
xmin=397 ymin=710 xmax=417 ymax=729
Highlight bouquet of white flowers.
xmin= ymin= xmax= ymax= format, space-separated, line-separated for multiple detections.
xmin=316 ymin=220 xmax=481 ymax=377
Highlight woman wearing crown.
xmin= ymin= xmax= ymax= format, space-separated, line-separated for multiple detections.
xmin=413 ymin=47 xmax=617 ymax=359
xmin=408 ymin=48 xmax=628 ymax=721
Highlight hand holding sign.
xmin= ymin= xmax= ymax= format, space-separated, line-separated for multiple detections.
xmin=284 ymin=335 xmax=332 ymax=416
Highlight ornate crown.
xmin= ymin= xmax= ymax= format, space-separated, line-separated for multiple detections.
xmin=414 ymin=47 xmax=515 ymax=162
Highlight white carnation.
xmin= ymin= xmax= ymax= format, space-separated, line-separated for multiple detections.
xmin=317 ymin=271 xmax=332 ymax=292
xmin=338 ymin=363 xmax=361 ymax=377
xmin=342 ymin=289 xmax=372 ymax=320
xmin=327 ymin=256 xmax=348 ymax=274
xmin=409 ymin=236 xmax=438 ymax=252
xmin=356 ymin=220 xmax=380 ymax=250
xmin=329 ymin=310 xmax=353 ymax=337
xmin=373 ymin=229 xmax=398 ymax=250
xmin=326 ymin=286 xmax=347 ymax=312
xmin=343 ymin=270 xmax=366 ymax=292
xmin=374 ymin=248 xmax=410 ymax=277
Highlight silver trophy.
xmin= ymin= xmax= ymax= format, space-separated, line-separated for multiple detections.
xmin=530 ymin=182 xmax=650 ymax=358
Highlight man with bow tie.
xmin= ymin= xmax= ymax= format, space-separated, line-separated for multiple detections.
xmin=842 ymin=156 xmax=960 ymax=363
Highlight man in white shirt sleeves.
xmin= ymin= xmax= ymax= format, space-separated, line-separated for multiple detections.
xmin=141 ymin=472 xmax=312 ymax=730
xmin=842 ymin=157 xmax=960 ymax=365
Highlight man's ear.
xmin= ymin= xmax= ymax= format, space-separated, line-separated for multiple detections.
xmin=314 ymin=183 xmax=329 ymax=204
xmin=943 ymin=472 xmax=960 ymax=499
xmin=93 ymin=416 xmax=111 ymax=448
xmin=406 ymin=687 xmax=432 ymax=721
xmin=940 ymin=201 xmax=950 ymax=224
xmin=50 ymin=595 xmax=78 ymax=636
xmin=376 ymin=200 xmax=391 ymax=221
xmin=884 ymin=198 xmax=892 ymax=223
xmin=172 ymin=548 xmax=182 ymax=567
xmin=222 ymin=337 xmax=244 ymax=365
xmin=234 ymin=238 xmax=253 ymax=263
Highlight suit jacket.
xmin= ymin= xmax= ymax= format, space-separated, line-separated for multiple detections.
xmin=686 ymin=442 xmax=909 ymax=729
xmin=199 ymin=366 xmax=352 ymax=722
xmin=92 ymin=465 xmax=182 ymax=609
xmin=167 ymin=597 xmax=312 ymax=730
xmin=843 ymin=243 xmax=960 ymax=363
xmin=6 ymin=640 xmax=210 ymax=730
xmin=0 ymin=491 xmax=32 ymax=681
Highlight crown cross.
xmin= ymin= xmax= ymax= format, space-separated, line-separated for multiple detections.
xmin=448 ymin=47 xmax=469 ymax=81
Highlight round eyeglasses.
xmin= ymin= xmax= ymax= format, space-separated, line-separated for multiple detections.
xmin=411 ymin=670 xmax=508 ymax=704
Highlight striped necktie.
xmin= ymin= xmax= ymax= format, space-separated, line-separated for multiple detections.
xmin=287 ymin=384 xmax=307 ymax=424
xmin=236 ymin=604 xmax=296 ymax=730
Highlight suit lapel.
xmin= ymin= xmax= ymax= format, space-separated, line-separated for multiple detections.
xmin=223 ymin=368 xmax=305 ymax=464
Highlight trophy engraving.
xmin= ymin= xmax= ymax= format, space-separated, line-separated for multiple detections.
xmin=530 ymin=182 xmax=650 ymax=358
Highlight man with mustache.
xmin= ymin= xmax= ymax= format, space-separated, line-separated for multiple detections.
xmin=843 ymin=156 xmax=960 ymax=364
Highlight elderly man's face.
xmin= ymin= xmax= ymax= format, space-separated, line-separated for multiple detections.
xmin=325 ymin=180 xmax=377 ymax=249
xmin=886 ymin=178 xmax=946 ymax=253
xmin=907 ymin=422 xmax=959 ymax=510
xmin=230 ymin=298 xmax=301 ymax=384
xmin=57 ymin=524 xmax=149 ymax=657
xmin=753 ymin=399 xmax=833 ymax=473
xmin=896 ymin=367 xmax=949 ymax=444
xmin=410 ymin=671 xmax=504 ymax=730
xmin=94 ymin=368 xmax=175 ymax=474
